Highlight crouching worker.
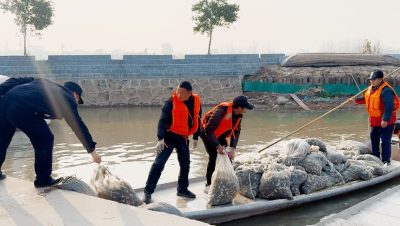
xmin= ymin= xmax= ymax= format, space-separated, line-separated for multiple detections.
xmin=0 ymin=78 xmax=102 ymax=187
xmin=200 ymin=96 xmax=254 ymax=193
xmin=142 ymin=81 xmax=201 ymax=204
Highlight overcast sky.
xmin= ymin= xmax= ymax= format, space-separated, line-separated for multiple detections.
xmin=1 ymin=0 xmax=399 ymax=58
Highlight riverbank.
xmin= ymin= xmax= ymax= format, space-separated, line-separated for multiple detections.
xmin=0 ymin=177 xmax=209 ymax=226
xmin=244 ymin=89 xmax=366 ymax=112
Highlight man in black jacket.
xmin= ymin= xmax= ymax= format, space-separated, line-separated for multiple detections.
xmin=200 ymin=96 xmax=254 ymax=193
xmin=142 ymin=81 xmax=201 ymax=204
xmin=0 ymin=77 xmax=101 ymax=187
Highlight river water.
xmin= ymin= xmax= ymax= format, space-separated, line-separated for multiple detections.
xmin=3 ymin=107 xmax=399 ymax=225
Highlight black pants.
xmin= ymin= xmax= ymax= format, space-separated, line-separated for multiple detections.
xmin=370 ymin=124 xmax=394 ymax=162
xmin=144 ymin=134 xmax=190 ymax=194
xmin=200 ymin=133 xmax=227 ymax=186
xmin=0 ymin=97 xmax=54 ymax=181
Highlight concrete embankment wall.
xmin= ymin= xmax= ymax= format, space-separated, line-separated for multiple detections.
xmin=0 ymin=54 xmax=284 ymax=106
xmin=1 ymin=54 xmax=400 ymax=105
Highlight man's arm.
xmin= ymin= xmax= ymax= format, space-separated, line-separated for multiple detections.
xmin=230 ymin=120 xmax=241 ymax=148
xmin=381 ymin=87 xmax=395 ymax=122
xmin=205 ymin=107 xmax=226 ymax=147
xmin=63 ymin=104 xmax=97 ymax=153
xmin=355 ymin=96 xmax=366 ymax=104
xmin=157 ymin=98 xmax=173 ymax=140
xmin=193 ymin=105 xmax=202 ymax=140
xmin=0 ymin=77 xmax=35 ymax=96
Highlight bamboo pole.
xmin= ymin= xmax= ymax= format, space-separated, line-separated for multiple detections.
xmin=258 ymin=66 xmax=400 ymax=153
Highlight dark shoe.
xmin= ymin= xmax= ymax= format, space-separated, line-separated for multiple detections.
xmin=0 ymin=173 xmax=6 ymax=180
xmin=142 ymin=193 xmax=152 ymax=204
xmin=383 ymin=161 xmax=391 ymax=165
xmin=34 ymin=177 xmax=63 ymax=188
xmin=177 ymin=189 xmax=196 ymax=199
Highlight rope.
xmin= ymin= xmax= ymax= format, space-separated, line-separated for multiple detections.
xmin=11 ymin=54 xmax=28 ymax=78
xmin=258 ymin=66 xmax=400 ymax=153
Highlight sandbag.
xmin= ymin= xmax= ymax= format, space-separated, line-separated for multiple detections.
xmin=340 ymin=163 xmax=373 ymax=183
xmin=342 ymin=150 xmax=358 ymax=160
xmin=91 ymin=164 xmax=143 ymax=206
xmin=258 ymin=170 xmax=293 ymax=200
xmin=258 ymin=146 xmax=282 ymax=159
xmin=349 ymin=160 xmax=388 ymax=176
xmin=305 ymin=138 xmax=327 ymax=153
xmin=355 ymin=154 xmax=383 ymax=166
xmin=289 ymin=169 xmax=308 ymax=196
xmin=142 ymin=202 xmax=184 ymax=217
xmin=233 ymin=155 xmax=259 ymax=170
xmin=298 ymin=152 xmax=328 ymax=175
xmin=235 ymin=163 xmax=263 ymax=173
xmin=334 ymin=162 xmax=349 ymax=172
xmin=336 ymin=140 xmax=371 ymax=155
xmin=236 ymin=168 xmax=262 ymax=199
xmin=262 ymin=156 xmax=288 ymax=172
xmin=300 ymin=174 xmax=329 ymax=194
xmin=325 ymin=149 xmax=347 ymax=164
xmin=278 ymin=139 xmax=311 ymax=166
xmin=208 ymin=152 xmax=239 ymax=206
xmin=322 ymin=164 xmax=345 ymax=188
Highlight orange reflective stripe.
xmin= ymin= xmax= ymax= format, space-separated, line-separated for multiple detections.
xmin=169 ymin=92 xmax=201 ymax=136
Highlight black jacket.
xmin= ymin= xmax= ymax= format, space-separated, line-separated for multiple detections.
xmin=0 ymin=77 xmax=96 ymax=153
xmin=157 ymin=95 xmax=202 ymax=141
xmin=201 ymin=106 xmax=241 ymax=148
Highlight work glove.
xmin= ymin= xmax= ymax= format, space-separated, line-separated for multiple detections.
xmin=192 ymin=140 xmax=198 ymax=149
xmin=156 ymin=139 xmax=165 ymax=154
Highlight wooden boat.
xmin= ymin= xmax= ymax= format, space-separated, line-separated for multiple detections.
xmin=136 ymin=148 xmax=400 ymax=224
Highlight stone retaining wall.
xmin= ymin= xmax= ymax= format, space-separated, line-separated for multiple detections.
xmin=55 ymin=77 xmax=243 ymax=106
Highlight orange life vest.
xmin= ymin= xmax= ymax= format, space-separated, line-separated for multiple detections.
xmin=169 ymin=92 xmax=201 ymax=136
xmin=201 ymin=102 xmax=241 ymax=142
xmin=365 ymin=81 xmax=400 ymax=125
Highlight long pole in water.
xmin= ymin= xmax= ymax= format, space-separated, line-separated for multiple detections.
xmin=258 ymin=66 xmax=400 ymax=153
xmin=11 ymin=54 xmax=28 ymax=78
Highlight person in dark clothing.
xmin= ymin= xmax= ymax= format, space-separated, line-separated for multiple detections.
xmin=200 ymin=95 xmax=254 ymax=193
xmin=142 ymin=81 xmax=202 ymax=204
xmin=349 ymin=70 xmax=400 ymax=164
xmin=0 ymin=77 xmax=102 ymax=186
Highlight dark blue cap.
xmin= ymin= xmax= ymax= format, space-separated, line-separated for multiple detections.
xmin=368 ymin=70 xmax=384 ymax=80
xmin=64 ymin=81 xmax=84 ymax=104
xmin=233 ymin=96 xmax=254 ymax=110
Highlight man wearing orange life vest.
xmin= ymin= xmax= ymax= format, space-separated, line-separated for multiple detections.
xmin=142 ymin=81 xmax=201 ymax=204
xmin=349 ymin=70 xmax=400 ymax=165
xmin=200 ymin=96 xmax=254 ymax=192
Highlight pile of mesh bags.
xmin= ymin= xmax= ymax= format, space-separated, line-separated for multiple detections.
xmin=233 ymin=137 xmax=388 ymax=201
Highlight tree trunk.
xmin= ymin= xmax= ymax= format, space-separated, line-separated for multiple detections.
xmin=24 ymin=31 xmax=26 ymax=56
xmin=208 ymin=29 xmax=213 ymax=55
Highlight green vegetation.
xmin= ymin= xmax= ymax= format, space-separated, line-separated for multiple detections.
xmin=1 ymin=0 xmax=54 ymax=55
xmin=192 ymin=0 xmax=240 ymax=55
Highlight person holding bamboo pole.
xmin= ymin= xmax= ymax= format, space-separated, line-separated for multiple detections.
xmin=348 ymin=70 xmax=400 ymax=165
